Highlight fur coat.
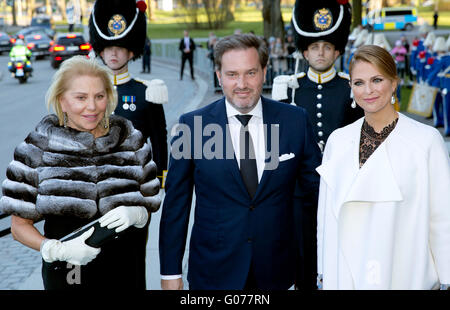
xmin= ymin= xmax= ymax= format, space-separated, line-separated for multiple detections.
xmin=0 ymin=114 xmax=161 ymax=221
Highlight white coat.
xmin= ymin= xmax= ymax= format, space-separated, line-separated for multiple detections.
xmin=317 ymin=113 xmax=450 ymax=290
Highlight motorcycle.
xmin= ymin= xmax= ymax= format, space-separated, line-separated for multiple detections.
xmin=8 ymin=57 xmax=32 ymax=84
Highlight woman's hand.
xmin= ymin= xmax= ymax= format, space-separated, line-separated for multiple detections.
xmin=40 ymin=227 xmax=101 ymax=265
xmin=98 ymin=206 xmax=149 ymax=233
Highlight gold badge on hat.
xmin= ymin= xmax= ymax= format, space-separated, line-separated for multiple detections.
xmin=313 ymin=8 xmax=333 ymax=31
xmin=108 ymin=14 xmax=127 ymax=36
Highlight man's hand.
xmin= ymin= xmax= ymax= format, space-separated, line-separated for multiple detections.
xmin=161 ymin=278 xmax=184 ymax=290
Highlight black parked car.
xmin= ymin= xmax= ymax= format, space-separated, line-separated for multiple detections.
xmin=0 ymin=31 xmax=13 ymax=55
xmin=24 ymin=32 xmax=53 ymax=59
xmin=14 ymin=26 xmax=55 ymax=41
xmin=50 ymin=33 xmax=91 ymax=68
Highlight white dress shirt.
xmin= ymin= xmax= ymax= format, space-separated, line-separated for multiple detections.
xmin=225 ymin=98 xmax=265 ymax=182
xmin=184 ymin=37 xmax=190 ymax=52
xmin=161 ymin=98 xmax=266 ymax=280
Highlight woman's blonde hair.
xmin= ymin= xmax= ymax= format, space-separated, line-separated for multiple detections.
xmin=46 ymin=55 xmax=117 ymax=129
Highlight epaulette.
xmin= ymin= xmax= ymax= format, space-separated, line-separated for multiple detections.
xmin=296 ymin=72 xmax=306 ymax=79
xmin=338 ymin=72 xmax=350 ymax=80
xmin=135 ymin=77 xmax=168 ymax=104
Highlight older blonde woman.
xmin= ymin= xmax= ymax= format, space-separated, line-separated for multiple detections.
xmin=0 ymin=56 xmax=161 ymax=289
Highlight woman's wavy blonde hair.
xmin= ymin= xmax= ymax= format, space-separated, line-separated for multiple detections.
xmin=45 ymin=55 xmax=117 ymax=130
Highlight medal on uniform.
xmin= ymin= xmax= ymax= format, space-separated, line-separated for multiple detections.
xmin=129 ymin=96 xmax=136 ymax=111
xmin=122 ymin=96 xmax=129 ymax=110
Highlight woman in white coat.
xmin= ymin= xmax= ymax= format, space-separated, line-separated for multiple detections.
xmin=317 ymin=45 xmax=450 ymax=290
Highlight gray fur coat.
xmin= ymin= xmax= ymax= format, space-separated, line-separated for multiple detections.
xmin=0 ymin=114 xmax=161 ymax=221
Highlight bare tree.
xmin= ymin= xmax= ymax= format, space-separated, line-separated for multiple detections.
xmin=178 ymin=0 xmax=235 ymax=30
xmin=352 ymin=0 xmax=362 ymax=29
xmin=45 ymin=0 xmax=51 ymax=15
xmin=263 ymin=0 xmax=284 ymax=40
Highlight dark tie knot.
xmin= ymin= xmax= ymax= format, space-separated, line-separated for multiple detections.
xmin=236 ymin=114 xmax=252 ymax=127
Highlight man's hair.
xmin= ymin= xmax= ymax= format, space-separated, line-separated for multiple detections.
xmin=213 ymin=34 xmax=269 ymax=71
xmin=46 ymin=55 xmax=117 ymax=130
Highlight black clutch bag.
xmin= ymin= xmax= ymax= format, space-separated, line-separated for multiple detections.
xmin=59 ymin=219 xmax=119 ymax=248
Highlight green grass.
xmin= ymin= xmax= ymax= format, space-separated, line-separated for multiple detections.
xmin=49 ymin=5 xmax=450 ymax=39
xmin=147 ymin=7 xmax=293 ymax=39
xmin=400 ymin=86 xmax=412 ymax=111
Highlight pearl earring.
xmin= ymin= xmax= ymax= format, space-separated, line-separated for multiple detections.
xmin=391 ymin=95 xmax=396 ymax=105
xmin=350 ymin=89 xmax=356 ymax=108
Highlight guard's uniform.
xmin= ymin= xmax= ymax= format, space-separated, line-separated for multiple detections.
xmin=286 ymin=67 xmax=364 ymax=148
xmin=113 ymin=71 xmax=168 ymax=183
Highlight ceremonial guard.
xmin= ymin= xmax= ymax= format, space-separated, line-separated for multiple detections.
xmin=410 ymin=23 xmax=430 ymax=78
xmin=272 ymin=0 xmax=364 ymax=290
xmin=427 ymin=37 xmax=450 ymax=131
xmin=89 ymin=0 xmax=168 ymax=185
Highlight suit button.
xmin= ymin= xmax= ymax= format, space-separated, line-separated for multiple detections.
xmin=249 ymin=205 xmax=255 ymax=211
xmin=317 ymin=84 xmax=323 ymax=90
xmin=316 ymin=103 xmax=322 ymax=109
xmin=317 ymin=112 xmax=322 ymax=118
xmin=318 ymin=131 xmax=324 ymax=137
xmin=317 ymin=94 xmax=322 ymax=99
xmin=317 ymin=122 xmax=322 ymax=127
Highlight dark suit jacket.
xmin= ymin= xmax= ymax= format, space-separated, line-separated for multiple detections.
xmin=159 ymin=96 xmax=321 ymax=290
xmin=179 ymin=37 xmax=196 ymax=55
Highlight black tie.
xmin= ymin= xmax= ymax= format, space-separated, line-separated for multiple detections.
xmin=235 ymin=115 xmax=258 ymax=199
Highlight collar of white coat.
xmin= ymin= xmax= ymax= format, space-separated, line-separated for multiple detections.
xmin=113 ymin=71 xmax=131 ymax=86
xmin=307 ymin=66 xmax=336 ymax=84
xmin=316 ymin=114 xmax=404 ymax=219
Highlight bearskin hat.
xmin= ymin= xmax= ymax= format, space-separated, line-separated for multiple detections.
xmin=89 ymin=0 xmax=147 ymax=60
xmin=291 ymin=0 xmax=352 ymax=55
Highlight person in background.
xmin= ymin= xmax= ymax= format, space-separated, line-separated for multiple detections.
xmin=141 ymin=36 xmax=151 ymax=74
xmin=317 ymin=45 xmax=450 ymax=290
xmin=433 ymin=11 xmax=439 ymax=30
xmin=179 ymin=30 xmax=196 ymax=80
xmin=0 ymin=56 xmax=161 ymax=289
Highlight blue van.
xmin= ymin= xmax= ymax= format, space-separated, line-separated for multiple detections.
xmin=362 ymin=7 xmax=418 ymax=31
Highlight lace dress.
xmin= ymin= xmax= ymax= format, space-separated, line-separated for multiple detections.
xmin=359 ymin=117 xmax=399 ymax=168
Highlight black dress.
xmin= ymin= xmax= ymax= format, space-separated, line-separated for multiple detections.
xmin=42 ymin=216 xmax=148 ymax=290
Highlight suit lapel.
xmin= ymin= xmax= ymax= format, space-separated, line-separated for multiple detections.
xmin=253 ymin=97 xmax=281 ymax=200
xmin=209 ymin=98 xmax=249 ymax=198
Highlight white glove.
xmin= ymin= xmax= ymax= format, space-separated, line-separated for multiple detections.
xmin=40 ymin=227 xmax=101 ymax=266
xmin=98 ymin=206 xmax=149 ymax=233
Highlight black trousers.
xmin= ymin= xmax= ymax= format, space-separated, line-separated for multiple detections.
xmin=293 ymin=197 xmax=318 ymax=290
xmin=244 ymin=263 xmax=258 ymax=290
xmin=181 ymin=52 xmax=194 ymax=79
xmin=142 ymin=54 xmax=151 ymax=73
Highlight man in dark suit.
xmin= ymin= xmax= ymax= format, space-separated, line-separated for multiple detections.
xmin=179 ymin=30 xmax=196 ymax=80
xmin=159 ymin=34 xmax=321 ymax=290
